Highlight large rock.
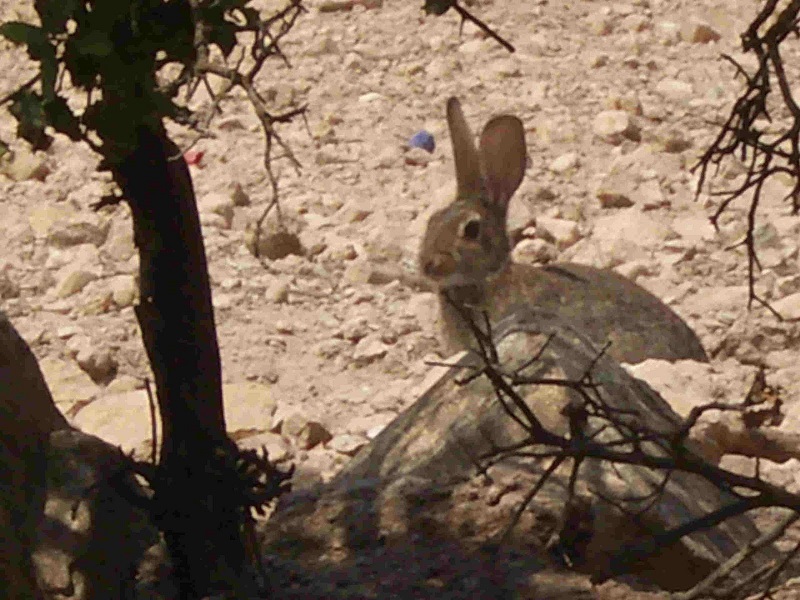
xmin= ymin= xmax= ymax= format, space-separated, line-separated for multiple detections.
xmin=0 ymin=312 xmax=68 ymax=599
xmin=266 ymin=309 xmax=775 ymax=592
xmin=34 ymin=429 xmax=158 ymax=600
xmin=1 ymin=312 xmax=155 ymax=599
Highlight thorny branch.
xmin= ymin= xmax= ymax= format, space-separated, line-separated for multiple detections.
xmin=456 ymin=310 xmax=800 ymax=594
xmin=693 ymin=0 xmax=800 ymax=316
xmin=674 ymin=511 xmax=799 ymax=600
xmin=172 ymin=0 xmax=308 ymax=251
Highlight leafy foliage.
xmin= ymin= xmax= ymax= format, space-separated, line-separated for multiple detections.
xmin=0 ymin=0 xmax=265 ymax=160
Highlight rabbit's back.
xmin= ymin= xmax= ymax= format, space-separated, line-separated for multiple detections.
xmin=440 ymin=262 xmax=708 ymax=364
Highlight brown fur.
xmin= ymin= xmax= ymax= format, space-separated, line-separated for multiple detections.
xmin=419 ymin=98 xmax=707 ymax=364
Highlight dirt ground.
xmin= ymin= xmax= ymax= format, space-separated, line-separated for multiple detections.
xmin=3 ymin=0 xmax=800 ymax=597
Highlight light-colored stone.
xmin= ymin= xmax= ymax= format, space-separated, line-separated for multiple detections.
xmin=340 ymin=198 xmax=373 ymax=223
xmin=593 ymin=209 xmax=676 ymax=248
xmin=613 ymin=260 xmax=652 ymax=281
xmin=549 ymin=152 xmax=580 ymax=174
xmin=404 ymin=147 xmax=432 ymax=166
xmin=592 ymin=110 xmax=641 ymax=145
xmin=105 ymin=374 xmax=141 ymax=394
xmin=655 ymin=78 xmax=694 ymax=102
xmin=338 ymin=317 xmax=371 ymax=342
xmin=772 ymin=292 xmax=800 ymax=320
xmin=507 ymin=198 xmax=537 ymax=237
xmin=672 ymin=215 xmax=716 ymax=244
xmin=266 ymin=279 xmax=290 ymax=303
xmin=488 ymin=57 xmax=521 ymax=79
xmin=340 ymin=259 xmax=396 ymax=286
xmin=200 ymin=212 xmax=227 ymax=229
xmin=637 ymin=179 xmax=666 ymax=209
xmin=358 ymin=91 xmax=383 ymax=103
xmin=28 ymin=204 xmax=75 ymax=238
xmin=71 ymin=390 xmax=153 ymax=454
xmin=512 ymin=238 xmax=557 ymax=265
xmin=596 ymin=173 xmax=636 ymax=208
xmin=587 ymin=52 xmax=609 ymax=68
xmin=1 ymin=147 xmax=49 ymax=181
xmin=47 ymin=243 xmax=100 ymax=271
xmin=103 ymin=218 xmax=136 ymax=262
xmin=53 ymin=267 xmax=96 ymax=298
xmin=57 ymin=325 xmax=81 ymax=340
xmin=110 ymin=275 xmax=138 ymax=308
xmin=458 ymin=39 xmax=487 ymax=55
xmin=535 ymin=216 xmax=581 ymax=249
xmin=406 ymin=292 xmax=439 ymax=332
xmin=76 ymin=347 xmax=118 ymax=383
xmin=223 ymin=382 xmax=278 ymax=435
xmin=605 ymin=94 xmax=643 ymax=115
xmin=198 ymin=192 xmax=234 ymax=229
xmin=39 ymin=209 xmax=109 ymax=248
xmin=620 ymin=14 xmax=651 ymax=32
xmin=624 ymin=359 xmax=716 ymax=418
xmin=40 ymin=357 xmax=101 ymax=416
xmin=307 ymin=34 xmax=340 ymax=56
xmin=586 ymin=12 xmax=613 ymax=35
xmin=236 ymin=431 xmax=293 ymax=463
xmin=684 ymin=286 xmax=749 ymax=316
xmin=657 ymin=21 xmax=682 ymax=45
xmin=82 ymin=290 xmax=116 ymax=316
xmin=328 ymin=433 xmax=369 ymax=456
xmin=353 ymin=334 xmax=389 ymax=364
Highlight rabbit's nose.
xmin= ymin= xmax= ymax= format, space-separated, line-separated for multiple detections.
xmin=422 ymin=254 xmax=453 ymax=278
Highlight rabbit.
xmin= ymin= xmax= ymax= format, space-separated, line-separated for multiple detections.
xmin=418 ymin=98 xmax=708 ymax=364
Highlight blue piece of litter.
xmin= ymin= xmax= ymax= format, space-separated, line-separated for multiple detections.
xmin=409 ymin=130 xmax=435 ymax=153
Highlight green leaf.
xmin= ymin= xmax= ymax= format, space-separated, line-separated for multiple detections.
xmin=39 ymin=45 xmax=58 ymax=102
xmin=74 ymin=30 xmax=114 ymax=57
xmin=423 ymin=0 xmax=454 ymax=15
xmin=0 ymin=21 xmax=58 ymax=100
xmin=43 ymin=97 xmax=82 ymax=141
xmin=0 ymin=21 xmax=45 ymax=46
xmin=146 ymin=1 xmax=195 ymax=63
xmin=9 ymin=91 xmax=52 ymax=150
xmin=34 ymin=0 xmax=82 ymax=33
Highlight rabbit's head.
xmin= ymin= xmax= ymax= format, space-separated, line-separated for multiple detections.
xmin=419 ymin=98 xmax=527 ymax=289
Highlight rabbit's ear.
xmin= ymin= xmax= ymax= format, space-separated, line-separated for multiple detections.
xmin=478 ymin=115 xmax=527 ymax=212
xmin=447 ymin=97 xmax=484 ymax=200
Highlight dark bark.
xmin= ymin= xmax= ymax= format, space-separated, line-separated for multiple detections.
xmin=113 ymin=123 xmax=246 ymax=597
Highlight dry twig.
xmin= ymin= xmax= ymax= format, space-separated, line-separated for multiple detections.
xmin=457 ymin=308 xmax=800 ymax=590
xmin=693 ymin=0 xmax=800 ymax=316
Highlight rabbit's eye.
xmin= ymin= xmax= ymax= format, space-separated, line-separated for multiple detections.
xmin=462 ymin=219 xmax=481 ymax=240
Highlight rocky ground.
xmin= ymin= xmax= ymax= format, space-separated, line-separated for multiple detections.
xmin=4 ymin=0 xmax=800 ymax=596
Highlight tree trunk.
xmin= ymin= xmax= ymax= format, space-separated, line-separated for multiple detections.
xmin=113 ymin=123 xmax=246 ymax=597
